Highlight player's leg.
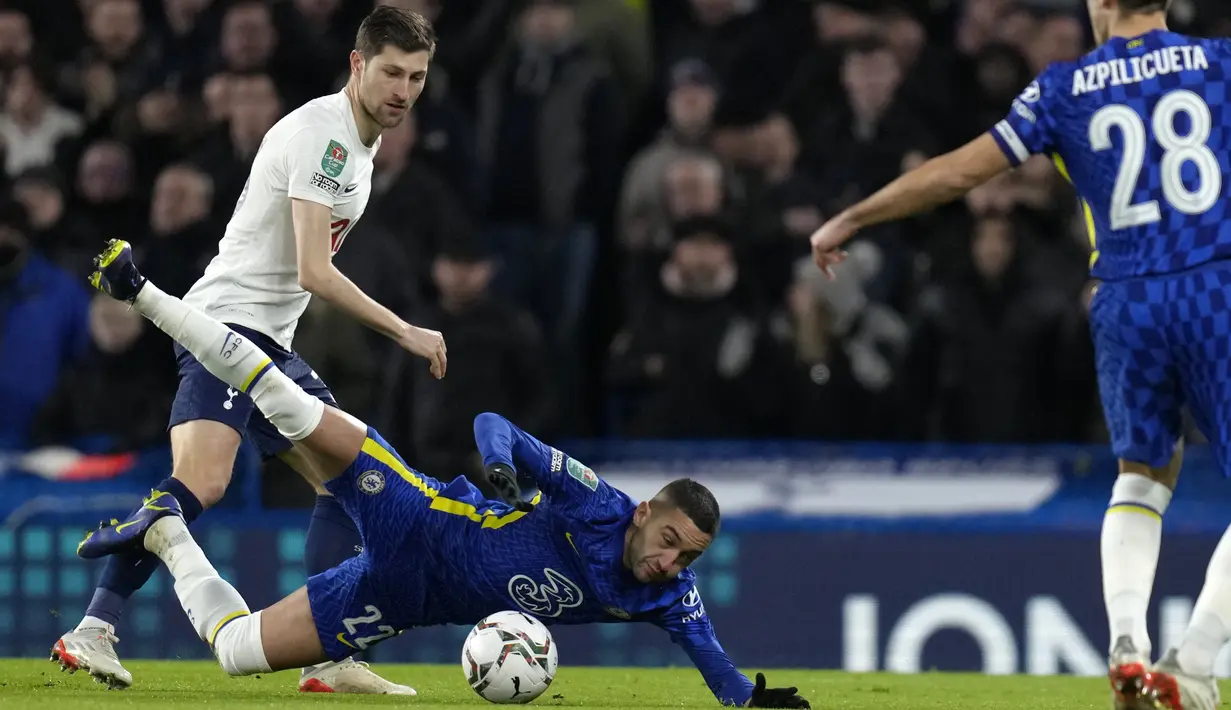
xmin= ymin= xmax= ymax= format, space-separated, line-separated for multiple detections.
xmin=250 ymin=377 xmax=412 ymax=693
xmin=90 ymin=240 xmax=367 ymax=478
xmin=1137 ymin=267 xmax=1231 ymax=710
xmin=141 ymin=508 xmax=326 ymax=674
xmin=1088 ymin=278 xmax=1185 ymax=706
xmin=51 ymin=367 xmax=244 ymax=687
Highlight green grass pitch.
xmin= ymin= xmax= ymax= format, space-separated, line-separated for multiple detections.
xmin=5 ymin=658 xmax=1225 ymax=709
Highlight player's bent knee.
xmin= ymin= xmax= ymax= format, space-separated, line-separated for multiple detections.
xmin=213 ymin=611 xmax=272 ymax=676
xmin=170 ymin=420 xmax=243 ymax=507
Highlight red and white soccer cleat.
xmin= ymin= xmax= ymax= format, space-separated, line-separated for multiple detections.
xmin=299 ymin=658 xmax=416 ymax=695
xmin=1108 ymin=635 xmax=1148 ymax=710
xmin=49 ymin=625 xmax=133 ymax=689
xmin=1141 ymin=649 xmax=1220 ymax=710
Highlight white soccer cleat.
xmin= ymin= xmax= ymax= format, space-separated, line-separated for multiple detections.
xmin=298 ymin=658 xmax=416 ymax=695
xmin=1142 ymin=649 xmax=1220 ymax=710
xmin=49 ymin=626 xmax=133 ymax=689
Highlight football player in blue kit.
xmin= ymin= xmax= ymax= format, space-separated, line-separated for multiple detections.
xmin=76 ymin=240 xmax=809 ymax=708
xmin=809 ymin=1 xmax=1231 ymax=708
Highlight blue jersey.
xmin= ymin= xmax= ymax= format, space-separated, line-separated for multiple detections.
xmin=308 ymin=415 xmax=754 ymax=706
xmin=990 ymin=30 xmax=1231 ymax=280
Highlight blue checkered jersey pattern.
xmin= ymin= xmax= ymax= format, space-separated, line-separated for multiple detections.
xmin=471 ymin=413 xmax=754 ymax=706
xmin=990 ymin=30 xmax=1231 ymax=280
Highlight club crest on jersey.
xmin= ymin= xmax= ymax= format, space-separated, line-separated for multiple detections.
xmin=357 ymin=469 xmax=385 ymax=495
xmin=321 ymin=140 xmax=348 ymax=178
xmin=566 ymin=458 xmax=598 ymax=491
xmin=508 ymin=568 xmax=583 ymax=618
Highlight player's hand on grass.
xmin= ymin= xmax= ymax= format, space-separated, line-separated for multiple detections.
xmin=746 ymin=672 xmax=810 ymax=708
xmin=485 ymin=463 xmax=535 ymax=512
xmin=809 ymin=215 xmax=854 ymax=281
xmin=400 ymin=325 xmax=447 ymax=379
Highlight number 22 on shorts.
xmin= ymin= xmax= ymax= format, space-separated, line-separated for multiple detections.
xmin=338 ymin=605 xmax=397 ymax=650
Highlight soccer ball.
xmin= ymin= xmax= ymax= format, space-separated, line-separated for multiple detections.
xmin=461 ymin=610 xmax=558 ymax=704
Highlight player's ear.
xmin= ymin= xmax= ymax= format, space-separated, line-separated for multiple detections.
xmin=349 ymin=50 xmax=364 ymax=76
xmin=633 ymin=500 xmax=651 ymax=527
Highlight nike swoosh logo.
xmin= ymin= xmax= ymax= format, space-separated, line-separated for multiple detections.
xmin=114 ymin=520 xmax=139 ymax=534
xmin=343 ymin=184 xmax=359 ymax=195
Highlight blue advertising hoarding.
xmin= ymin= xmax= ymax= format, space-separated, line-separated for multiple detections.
xmin=2 ymin=442 xmax=1229 ymax=675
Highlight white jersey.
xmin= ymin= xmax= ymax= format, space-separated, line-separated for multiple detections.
xmin=184 ymin=90 xmax=379 ymax=349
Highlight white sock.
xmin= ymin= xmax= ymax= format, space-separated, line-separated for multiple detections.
xmin=213 ymin=611 xmax=273 ymax=676
xmin=1176 ymin=523 xmax=1231 ymax=677
xmin=1102 ymin=473 xmax=1172 ymax=657
xmin=133 ymin=283 xmax=324 ymax=440
xmin=75 ymin=616 xmax=113 ymax=633
xmin=144 ymin=516 xmax=251 ymax=646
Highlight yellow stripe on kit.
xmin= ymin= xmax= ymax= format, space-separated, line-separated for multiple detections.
xmin=209 ymin=610 xmax=251 ymax=646
xmin=1106 ymin=502 xmax=1162 ymax=522
xmin=239 ymin=358 xmax=273 ymax=393
xmin=360 ymin=438 xmax=540 ymax=529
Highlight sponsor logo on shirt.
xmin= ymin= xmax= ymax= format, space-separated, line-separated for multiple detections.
xmin=566 ymin=458 xmax=598 ymax=491
xmin=311 ymin=172 xmax=341 ymax=195
xmin=679 ymin=587 xmax=706 ymax=624
xmin=508 ymin=568 xmax=584 ymax=618
xmin=321 ymin=139 xmax=348 ymax=178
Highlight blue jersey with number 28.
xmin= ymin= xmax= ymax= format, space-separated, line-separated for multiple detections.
xmin=990 ymin=30 xmax=1231 ymax=280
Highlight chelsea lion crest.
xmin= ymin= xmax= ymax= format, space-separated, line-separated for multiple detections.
xmin=358 ymin=470 xmax=385 ymax=495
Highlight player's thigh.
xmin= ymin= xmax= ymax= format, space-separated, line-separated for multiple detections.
xmin=257 ymin=585 xmax=329 ymax=671
xmin=168 ymin=346 xmax=250 ymax=505
xmin=1172 ymin=266 xmax=1231 ymax=477
xmin=305 ymin=555 xmax=404 ymax=662
xmin=247 ymin=352 xmax=365 ymax=483
xmin=1089 ymin=280 xmax=1185 ymax=471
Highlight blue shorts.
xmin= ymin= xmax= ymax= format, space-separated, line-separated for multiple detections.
xmin=168 ymin=324 xmax=337 ymax=459
xmin=1091 ymin=261 xmax=1231 ymax=473
xmin=307 ymin=428 xmax=439 ymax=660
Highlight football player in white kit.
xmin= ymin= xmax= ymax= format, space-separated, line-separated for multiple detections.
xmin=50 ymin=6 xmax=442 ymax=694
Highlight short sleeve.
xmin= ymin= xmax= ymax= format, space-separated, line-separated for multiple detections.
xmin=990 ymin=73 xmax=1059 ymax=167
xmin=284 ymin=127 xmax=349 ymax=207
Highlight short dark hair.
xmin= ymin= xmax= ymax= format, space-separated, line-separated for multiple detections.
xmin=1119 ymin=0 xmax=1170 ymax=13
xmin=355 ymin=6 xmax=436 ymax=60
xmin=655 ymin=478 xmax=721 ymax=537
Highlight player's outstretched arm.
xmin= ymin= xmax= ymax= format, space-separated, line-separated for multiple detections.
xmin=651 ymin=590 xmax=809 ymax=708
xmin=291 ymin=198 xmax=446 ymax=378
xmin=473 ymin=412 xmax=608 ymax=512
xmin=811 ymin=70 xmax=1061 ymax=276
xmin=810 ymin=133 xmax=1013 ymax=274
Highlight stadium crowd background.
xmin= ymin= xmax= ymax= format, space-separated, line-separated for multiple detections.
xmin=4 ymin=0 xmax=1231 ymax=498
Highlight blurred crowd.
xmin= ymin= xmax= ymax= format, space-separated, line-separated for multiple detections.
xmin=3 ymin=0 xmax=1230 ymax=479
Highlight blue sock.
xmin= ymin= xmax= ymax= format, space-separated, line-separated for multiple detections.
xmin=304 ymin=495 xmax=361 ymax=576
xmin=83 ymin=477 xmax=204 ymax=627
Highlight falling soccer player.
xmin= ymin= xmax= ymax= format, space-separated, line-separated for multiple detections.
xmin=72 ymin=241 xmax=810 ymax=708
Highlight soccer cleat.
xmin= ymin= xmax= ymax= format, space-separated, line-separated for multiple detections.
xmin=49 ymin=626 xmax=133 ymax=689
xmin=78 ymin=490 xmax=182 ymax=559
xmin=299 ymin=659 xmax=416 ymax=695
xmin=1109 ymin=634 xmax=1149 ymax=709
xmin=1141 ymin=648 xmax=1220 ymax=710
xmin=89 ymin=239 xmax=147 ymax=302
